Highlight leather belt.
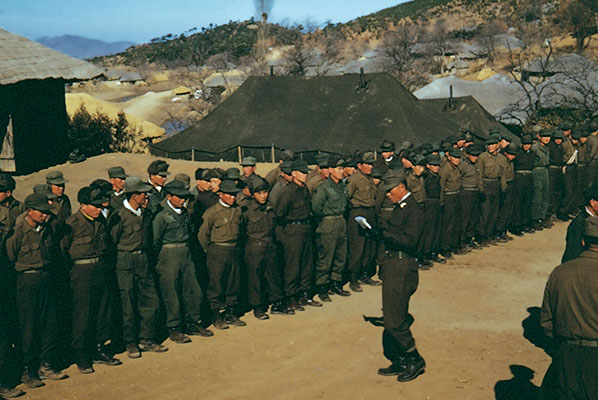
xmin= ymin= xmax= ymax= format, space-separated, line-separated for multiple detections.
xmin=118 ymin=249 xmax=144 ymax=255
xmin=533 ymin=166 xmax=547 ymax=169
xmin=566 ymin=339 xmax=598 ymax=347
xmin=516 ymin=170 xmax=532 ymax=174
xmin=213 ymin=242 xmax=237 ymax=247
xmin=483 ymin=178 xmax=500 ymax=181
xmin=162 ymin=243 xmax=187 ymax=248
xmin=462 ymin=187 xmax=478 ymax=191
xmin=322 ymin=215 xmax=343 ymax=220
xmin=380 ymin=207 xmax=394 ymax=211
xmin=247 ymin=239 xmax=272 ymax=246
xmin=444 ymin=190 xmax=460 ymax=195
xmin=288 ymin=219 xmax=310 ymax=225
xmin=73 ymin=257 xmax=100 ymax=265
xmin=383 ymin=250 xmax=412 ymax=260
xmin=549 ymin=165 xmax=562 ymax=169
xmin=21 ymin=269 xmax=45 ymax=274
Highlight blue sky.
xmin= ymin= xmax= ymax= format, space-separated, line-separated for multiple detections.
xmin=1 ymin=0 xmax=405 ymax=43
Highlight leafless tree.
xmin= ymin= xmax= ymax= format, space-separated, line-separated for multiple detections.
xmin=428 ymin=19 xmax=449 ymax=74
xmin=309 ymin=30 xmax=345 ymax=76
xmin=254 ymin=0 xmax=276 ymax=63
xmin=379 ymin=23 xmax=425 ymax=90
xmin=477 ymin=20 xmax=507 ymax=64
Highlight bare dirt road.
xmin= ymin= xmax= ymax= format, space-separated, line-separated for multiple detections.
xmin=16 ymin=154 xmax=559 ymax=400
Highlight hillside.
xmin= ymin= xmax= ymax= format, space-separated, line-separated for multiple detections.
xmin=37 ymin=35 xmax=135 ymax=59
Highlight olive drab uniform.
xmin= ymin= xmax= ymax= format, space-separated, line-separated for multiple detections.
xmin=347 ymin=170 xmax=377 ymax=282
xmin=459 ymin=157 xmax=482 ymax=245
xmin=311 ymin=177 xmax=348 ymax=293
xmin=153 ymin=201 xmax=203 ymax=331
xmin=275 ymin=181 xmax=314 ymax=302
xmin=540 ymin=250 xmax=598 ymax=399
xmin=61 ymin=210 xmax=111 ymax=362
xmin=514 ymin=145 xmax=535 ymax=233
xmin=477 ymin=151 xmax=504 ymax=240
xmin=7 ymin=216 xmax=58 ymax=373
xmin=198 ymin=201 xmax=242 ymax=313
xmin=585 ymin=134 xmax=598 ymax=188
xmin=439 ymin=161 xmax=461 ymax=254
xmin=560 ymin=136 xmax=578 ymax=216
xmin=548 ymin=139 xmax=564 ymax=217
xmin=241 ymin=199 xmax=283 ymax=309
xmin=421 ymin=169 xmax=442 ymax=258
xmin=496 ymin=153 xmax=515 ymax=236
xmin=531 ymin=141 xmax=550 ymax=223
xmin=109 ymin=202 xmax=160 ymax=346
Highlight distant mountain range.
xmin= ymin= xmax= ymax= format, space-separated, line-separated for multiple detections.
xmin=36 ymin=35 xmax=136 ymax=59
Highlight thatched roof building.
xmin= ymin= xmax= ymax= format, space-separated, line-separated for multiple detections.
xmin=0 ymin=28 xmax=103 ymax=173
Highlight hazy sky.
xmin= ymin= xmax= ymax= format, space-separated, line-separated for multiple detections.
xmin=2 ymin=0 xmax=405 ymax=43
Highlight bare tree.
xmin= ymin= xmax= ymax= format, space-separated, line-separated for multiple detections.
xmin=477 ymin=20 xmax=507 ymax=64
xmin=558 ymin=0 xmax=598 ymax=53
xmin=380 ymin=23 xmax=425 ymax=90
xmin=309 ymin=30 xmax=345 ymax=76
xmin=254 ymin=0 xmax=276 ymax=63
xmin=428 ymin=19 xmax=449 ymax=74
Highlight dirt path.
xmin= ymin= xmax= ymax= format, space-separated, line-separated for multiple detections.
xmin=15 ymin=154 xmax=559 ymax=400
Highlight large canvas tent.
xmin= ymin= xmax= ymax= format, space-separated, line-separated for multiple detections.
xmin=150 ymin=73 xmax=463 ymax=162
xmin=0 ymin=28 xmax=104 ymax=174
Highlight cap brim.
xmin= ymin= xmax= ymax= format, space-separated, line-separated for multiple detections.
xmin=32 ymin=204 xmax=53 ymax=212
xmin=167 ymin=189 xmax=192 ymax=198
xmin=49 ymin=179 xmax=68 ymax=185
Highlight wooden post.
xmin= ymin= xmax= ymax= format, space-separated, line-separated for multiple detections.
xmin=271 ymin=144 xmax=275 ymax=163
xmin=191 ymin=147 xmax=195 ymax=161
xmin=237 ymin=146 xmax=242 ymax=164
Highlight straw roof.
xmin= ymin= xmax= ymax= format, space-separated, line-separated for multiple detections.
xmin=0 ymin=28 xmax=104 ymax=85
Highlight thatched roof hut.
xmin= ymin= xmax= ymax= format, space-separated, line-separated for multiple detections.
xmin=0 ymin=28 xmax=103 ymax=173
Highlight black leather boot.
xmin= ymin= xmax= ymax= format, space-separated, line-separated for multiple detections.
xmin=349 ymin=274 xmax=362 ymax=292
xmin=224 ymin=307 xmax=247 ymax=326
xmin=397 ymin=349 xmax=426 ymax=382
xmin=212 ymin=309 xmax=229 ymax=330
xmin=330 ymin=281 xmax=351 ymax=296
xmin=317 ymin=285 xmax=332 ymax=302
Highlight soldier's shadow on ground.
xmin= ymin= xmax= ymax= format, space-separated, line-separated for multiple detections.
xmin=493 ymin=306 xmax=557 ymax=400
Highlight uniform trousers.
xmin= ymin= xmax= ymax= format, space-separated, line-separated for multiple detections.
xmin=460 ymin=190 xmax=479 ymax=242
xmin=420 ymin=199 xmax=441 ymax=255
xmin=315 ymin=217 xmax=347 ymax=287
xmin=278 ymin=223 xmax=313 ymax=298
xmin=16 ymin=271 xmax=57 ymax=369
xmin=70 ymin=260 xmax=111 ymax=354
xmin=245 ymin=241 xmax=283 ymax=307
xmin=561 ymin=165 xmax=578 ymax=216
xmin=348 ymin=208 xmax=377 ymax=279
xmin=586 ymin=160 xmax=598 ymax=189
xmin=206 ymin=244 xmax=240 ymax=311
xmin=548 ymin=166 xmax=564 ymax=216
xmin=479 ymin=180 xmax=500 ymax=238
xmin=115 ymin=251 xmax=160 ymax=343
xmin=381 ymin=252 xmax=419 ymax=364
xmin=156 ymin=246 xmax=202 ymax=328
xmin=441 ymin=192 xmax=461 ymax=252
xmin=532 ymin=168 xmax=550 ymax=221
xmin=574 ymin=165 xmax=587 ymax=209
xmin=496 ymin=182 xmax=514 ymax=234
xmin=514 ymin=173 xmax=534 ymax=230
xmin=551 ymin=342 xmax=598 ymax=400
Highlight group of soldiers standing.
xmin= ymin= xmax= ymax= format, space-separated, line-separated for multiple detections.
xmin=0 ymin=118 xmax=597 ymax=396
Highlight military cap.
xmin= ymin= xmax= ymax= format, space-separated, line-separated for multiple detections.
xmin=78 ymin=186 xmax=109 ymax=207
xmin=571 ymin=130 xmax=582 ymax=140
xmin=581 ymin=126 xmax=591 ymax=137
xmin=485 ymin=136 xmax=499 ymax=145
xmin=426 ymin=154 xmax=442 ymax=166
xmin=281 ymin=161 xmax=293 ymax=175
xmin=466 ymin=145 xmax=483 ymax=156
xmin=447 ymin=148 xmax=462 ymax=159
xmin=501 ymin=135 xmax=512 ymax=142
xmin=539 ymin=129 xmax=552 ymax=138
xmin=248 ymin=177 xmax=269 ymax=194
xmin=203 ymin=169 xmax=222 ymax=181
xmin=108 ymin=166 xmax=127 ymax=179
xmin=584 ymin=216 xmax=598 ymax=238
xmin=0 ymin=173 xmax=15 ymax=191
xmin=380 ymin=140 xmax=396 ymax=152
xmin=24 ymin=193 xmax=52 ymax=212
xmin=559 ymin=122 xmax=572 ymax=131
xmin=552 ymin=130 xmax=565 ymax=140
xmin=505 ymin=144 xmax=519 ymax=156
xmin=241 ymin=156 xmax=257 ymax=166
xmin=402 ymin=151 xmax=416 ymax=163
xmin=381 ymin=170 xmax=407 ymax=192
xmin=413 ymin=154 xmax=428 ymax=167
xmin=33 ymin=183 xmax=58 ymax=200
xmin=280 ymin=149 xmax=296 ymax=162
xmin=90 ymin=179 xmax=112 ymax=196
xmin=195 ymin=168 xmax=207 ymax=181
xmin=590 ymin=120 xmax=598 ymax=132
xmin=291 ymin=159 xmax=310 ymax=173
xmin=521 ymin=135 xmax=533 ymax=145
xmin=430 ymin=142 xmax=441 ymax=153
xmin=326 ymin=154 xmax=345 ymax=168
xmin=315 ymin=152 xmax=330 ymax=168
xmin=46 ymin=171 xmax=68 ymax=185
xmin=464 ymin=132 xmax=475 ymax=142
xmin=164 ymin=180 xmax=192 ymax=198
xmin=226 ymin=168 xmax=241 ymax=180
xmin=174 ymin=173 xmax=191 ymax=190
xmin=219 ymin=179 xmax=241 ymax=194
xmin=147 ymin=160 xmax=170 ymax=177
xmin=455 ymin=131 xmax=466 ymax=141
xmin=371 ymin=167 xmax=384 ymax=179
xmin=124 ymin=176 xmax=152 ymax=194
xmin=344 ymin=155 xmax=357 ymax=168
xmin=360 ymin=152 xmax=376 ymax=165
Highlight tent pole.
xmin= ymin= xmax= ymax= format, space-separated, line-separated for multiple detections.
xmin=192 ymin=147 xmax=195 ymax=161
xmin=271 ymin=144 xmax=275 ymax=163
xmin=237 ymin=146 xmax=242 ymax=163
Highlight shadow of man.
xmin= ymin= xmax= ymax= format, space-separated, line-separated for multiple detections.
xmin=494 ymin=365 xmax=540 ymax=400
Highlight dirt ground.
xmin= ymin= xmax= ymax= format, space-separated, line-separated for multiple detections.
xmin=15 ymin=154 xmax=559 ymax=400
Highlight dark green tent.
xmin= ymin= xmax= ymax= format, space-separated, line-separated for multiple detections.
xmin=150 ymin=73 xmax=463 ymax=162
